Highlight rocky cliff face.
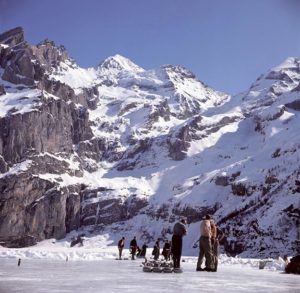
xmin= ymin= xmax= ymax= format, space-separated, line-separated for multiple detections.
xmin=0 ymin=28 xmax=91 ymax=247
xmin=0 ymin=27 xmax=298 ymax=257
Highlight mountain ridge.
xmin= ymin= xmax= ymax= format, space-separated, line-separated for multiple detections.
xmin=0 ymin=27 xmax=298 ymax=257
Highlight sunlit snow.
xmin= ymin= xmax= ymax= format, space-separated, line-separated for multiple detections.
xmin=0 ymin=239 xmax=298 ymax=293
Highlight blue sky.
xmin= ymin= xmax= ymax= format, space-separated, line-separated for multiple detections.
xmin=1 ymin=0 xmax=300 ymax=94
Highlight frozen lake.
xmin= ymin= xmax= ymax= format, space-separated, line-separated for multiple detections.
xmin=0 ymin=258 xmax=299 ymax=293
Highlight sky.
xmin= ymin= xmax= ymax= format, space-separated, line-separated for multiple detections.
xmin=0 ymin=0 xmax=300 ymax=95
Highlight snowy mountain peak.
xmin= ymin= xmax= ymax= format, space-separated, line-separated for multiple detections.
xmin=263 ymin=57 xmax=300 ymax=81
xmin=240 ymin=56 xmax=300 ymax=113
xmin=98 ymin=54 xmax=144 ymax=72
xmin=162 ymin=64 xmax=196 ymax=79
xmin=273 ymin=57 xmax=300 ymax=71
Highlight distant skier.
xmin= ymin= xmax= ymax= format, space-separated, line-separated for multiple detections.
xmin=171 ymin=218 xmax=187 ymax=268
xmin=17 ymin=258 xmax=21 ymax=266
xmin=196 ymin=215 xmax=215 ymax=272
xmin=130 ymin=236 xmax=138 ymax=260
xmin=152 ymin=239 xmax=160 ymax=260
xmin=210 ymin=219 xmax=224 ymax=272
xmin=118 ymin=237 xmax=125 ymax=260
xmin=162 ymin=240 xmax=171 ymax=261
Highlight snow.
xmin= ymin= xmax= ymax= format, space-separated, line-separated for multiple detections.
xmin=187 ymin=119 xmax=241 ymax=156
xmin=49 ymin=54 xmax=145 ymax=94
xmin=272 ymin=57 xmax=299 ymax=72
xmin=49 ymin=59 xmax=98 ymax=92
xmin=0 ymin=239 xmax=298 ymax=293
xmin=0 ymin=88 xmax=41 ymax=117
xmin=1 ymin=259 xmax=299 ymax=293
xmin=0 ymin=43 xmax=9 ymax=49
xmin=98 ymin=54 xmax=144 ymax=73
xmin=0 ymin=160 xmax=32 ymax=179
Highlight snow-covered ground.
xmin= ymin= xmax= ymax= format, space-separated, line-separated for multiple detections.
xmin=0 ymin=257 xmax=299 ymax=293
xmin=0 ymin=238 xmax=299 ymax=293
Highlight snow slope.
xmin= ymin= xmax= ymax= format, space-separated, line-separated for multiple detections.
xmin=49 ymin=55 xmax=300 ymax=257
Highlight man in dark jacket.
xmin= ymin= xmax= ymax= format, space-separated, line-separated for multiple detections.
xmin=171 ymin=218 xmax=187 ymax=268
xmin=118 ymin=237 xmax=125 ymax=260
xmin=130 ymin=236 xmax=138 ymax=260
xmin=139 ymin=242 xmax=148 ymax=257
xmin=152 ymin=239 xmax=160 ymax=260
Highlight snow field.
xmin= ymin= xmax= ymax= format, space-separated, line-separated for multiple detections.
xmin=0 ymin=238 xmax=288 ymax=272
xmin=0 ymin=257 xmax=299 ymax=293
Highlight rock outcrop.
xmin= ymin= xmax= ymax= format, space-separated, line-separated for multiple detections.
xmin=0 ymin=171 xmax=81 ymax=246
xmin=0 ymin=27 xmax=24 ymax=47
xmin=0 ymin=27 xmax=93 ymax=246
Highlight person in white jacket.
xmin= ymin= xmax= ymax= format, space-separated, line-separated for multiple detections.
xmin=196 ymin=215 xmax=215 ymax=271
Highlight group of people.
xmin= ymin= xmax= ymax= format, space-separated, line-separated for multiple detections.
xmin=196 ymin=214 xmax=224 ymax=272
xmin=117 ymin=214 xmax=224 ymax=272
xmin=118 ymin=236 xmax=148 ymax=260
xmin=152 ymin=239 xmax=172 ymax=261
xmin=117 ymin=236 xmax=173 ymax=261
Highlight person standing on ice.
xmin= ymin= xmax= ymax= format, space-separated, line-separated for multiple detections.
xmin=162 ymin=240 xmax=171 ymax=261
xmin=140 ymin=242 xmax=148 ymax=257
xmin=130 ymin=236 xmax=138 ymax=260
xmin=196 ymin=215 xmax=215 ymax=271
xmin=171 ymin=218 xmax=187 ymax=268
xmin=152 ymin=239 xmax=160 ymax=260
xmin=210 ymin=219 xmax=224 ymax=272
xmin=118 ymin=237 xmax=125 ymax=259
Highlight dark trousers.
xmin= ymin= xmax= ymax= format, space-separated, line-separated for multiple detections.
xmin=131 ymin=246 xmax=136 ymax=260
xmin=172 ymin=235 xmax=182 ymax=268
xmin=211 ymin=239 xmax=219 ymax=271
xmin=118 ymin=247 xmax=123 ymax=259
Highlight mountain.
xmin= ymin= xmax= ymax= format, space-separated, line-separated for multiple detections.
xmin=0 ymin=27 xmax=298 ymax=257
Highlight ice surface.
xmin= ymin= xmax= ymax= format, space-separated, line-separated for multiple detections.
xmin=0 ymin=237 xmax=298 ymax=292
xmin=0 ymin=258 xmax=299 ymax=293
